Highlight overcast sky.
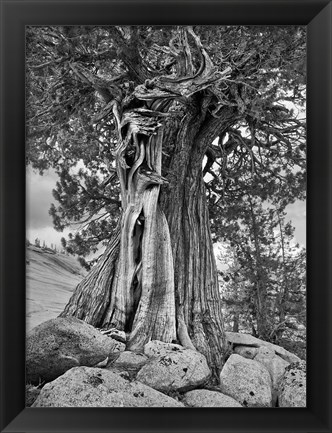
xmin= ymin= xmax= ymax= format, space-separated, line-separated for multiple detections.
xmin=26 ymin=168 xmax=70 ymax=248
xmin=26 ymin=168 xmax=306 ymax=249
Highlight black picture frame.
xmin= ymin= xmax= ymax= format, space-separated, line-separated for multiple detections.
xmin=1 ymin=0 xmax=331 ymax=432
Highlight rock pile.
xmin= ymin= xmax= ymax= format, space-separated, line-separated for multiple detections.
xmin=32 ymin=367 xmax=184 ymax=407
xmin=26 ymin=318 xmax=306 ymax=408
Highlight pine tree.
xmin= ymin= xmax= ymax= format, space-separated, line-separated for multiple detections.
xmin=218 ymin=202 xmax=306 ymax=355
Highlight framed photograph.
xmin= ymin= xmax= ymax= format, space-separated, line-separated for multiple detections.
xmin=1 ymin=0 xmax=331 ymax=432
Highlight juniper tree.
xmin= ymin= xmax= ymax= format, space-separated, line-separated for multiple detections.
xmin=26 ymin=25 xmax=306 ymax=377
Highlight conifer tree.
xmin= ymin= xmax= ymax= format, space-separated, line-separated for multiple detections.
xmin=26 ymin=25 xmax=306 ymax=377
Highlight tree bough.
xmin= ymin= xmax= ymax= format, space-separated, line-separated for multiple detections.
xmin=54 ymin=25 xmax=306 ymax=379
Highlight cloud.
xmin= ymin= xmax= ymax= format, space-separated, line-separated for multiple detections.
xmin=26 ymin=168 xmax=73 ymax=248
xmin=26 ymin=226 xmax=71 ymax=249
xmin=26 ymin=168 xmax=58 ymax=230
xmin=285 ymin=200 xmax=306 ymax=246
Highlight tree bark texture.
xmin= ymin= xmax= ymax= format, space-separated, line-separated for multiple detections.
xmin=159 ymin=110 xmax=229 ymax=377
xmin=60 ymin=27 xmax=235 ymax=377
xmin=102 ymin=123 xmax=177 ymax=349
xmin=60 ymin=220 xmax=120 ymax=324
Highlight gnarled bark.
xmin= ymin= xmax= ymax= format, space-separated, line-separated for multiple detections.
xmin=60 ymin=220 xmax=120 ymax=324
xmin=159 ymin=110 xmax=231 ymax=378
xmin=102 ymin=124 xmax=176 ymax=348
xmin=60 ymin=27 xmax=234 ymax=378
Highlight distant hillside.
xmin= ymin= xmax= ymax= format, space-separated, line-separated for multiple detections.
xmin=26 ymin=246 xmax=87 ymax=332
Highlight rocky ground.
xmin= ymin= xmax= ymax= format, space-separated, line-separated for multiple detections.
xmin=26 ymin=248 xmax=306 ymax=408
xmin=26 ymin=317 xmax=306 ymax=408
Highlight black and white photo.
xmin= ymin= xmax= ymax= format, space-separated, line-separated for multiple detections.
xmin=25 ymin=25 xmax=306 ymax=408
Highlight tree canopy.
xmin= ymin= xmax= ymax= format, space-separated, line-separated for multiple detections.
xmin=26 ymin=25 xmax=306 ymax=255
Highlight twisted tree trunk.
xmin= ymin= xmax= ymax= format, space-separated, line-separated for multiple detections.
xmin=102 ymin=123 xmax=177 ymax=349
xmin=159 ymin=109 xmax=231 ymax=376
xmin=60 ymin=26 xmax=234 ymax=377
